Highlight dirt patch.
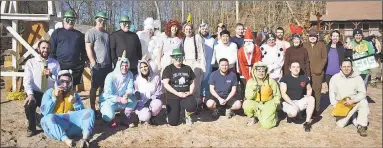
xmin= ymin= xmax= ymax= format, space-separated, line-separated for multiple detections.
xmin=1 ymin=84 xmax=382 ymax=147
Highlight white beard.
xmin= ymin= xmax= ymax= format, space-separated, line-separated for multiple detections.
xmin=244 ymin=43 xmax=254 ymax=53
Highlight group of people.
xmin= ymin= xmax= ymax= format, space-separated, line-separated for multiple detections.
xmin=22 ymin=10 xmax=380 ymax=147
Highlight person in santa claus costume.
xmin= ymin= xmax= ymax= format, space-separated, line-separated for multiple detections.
xmin=137 ymin=17 xmax=162 ymax=74
xmin=237 ymin=27 xmax=262 ymax=100
xmin=260 ymin=33 xmax=284 ymax=82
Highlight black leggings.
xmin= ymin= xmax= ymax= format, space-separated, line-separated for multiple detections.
xmin=166 ymin=95 xmax=197 ymax=126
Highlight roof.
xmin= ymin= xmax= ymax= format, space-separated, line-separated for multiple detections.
xmin=310 ymin=1 xmax=383 ymax=22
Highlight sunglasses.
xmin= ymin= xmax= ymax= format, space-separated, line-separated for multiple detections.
xmin=172 ymin=55 xmax=184 ymax=61
xmin=120 ymin=21 xmax=132 ymax=26
xmin=65 ymin=18 xmax=76 ymax=23
xmin=97 ymin=18 xmax=107 ymax=23
xmin=255 ymin=67 xmax=267 ymax=71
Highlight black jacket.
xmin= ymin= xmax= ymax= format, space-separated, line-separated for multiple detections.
xmin=110 ymin=30 xmax=142 ymax=69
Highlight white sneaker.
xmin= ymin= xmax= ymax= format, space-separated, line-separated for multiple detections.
xmin=225 ymin=109 xmax=234 ymax=119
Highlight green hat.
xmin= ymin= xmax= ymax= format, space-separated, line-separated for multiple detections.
xmin=170 ymin=48 xmax=184 ymax=56
xmin=63 ymin=10 xmax=76 ymax=18
xmin=94 ymin=12 xmax=108 ymax=19
xmin=120 ymin=16 xmax=130 ymax=22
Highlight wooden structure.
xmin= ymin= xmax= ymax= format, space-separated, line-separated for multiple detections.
xmin=0 ymin=1 xmax=63 ymax=91
xmin=310 ymin=1 xmax=383 ymax=41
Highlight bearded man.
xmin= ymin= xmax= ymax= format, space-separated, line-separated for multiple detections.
xmin=237 ymin=27 xmax=262 ymax=100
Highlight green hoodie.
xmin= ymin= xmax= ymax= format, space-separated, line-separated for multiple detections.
xmin=245 ymin=63 xmax=281 ymax=105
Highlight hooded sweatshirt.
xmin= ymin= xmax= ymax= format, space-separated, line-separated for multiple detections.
xmin=283 ymin=45 xmax=311 ymax=76
xmin=245 ymin=63 xmax=281 ymax=105
xmin=134 ymin=60 xmax=163 ymax=108
xmin=329 ymin=70 xmax=366 ymax=106
xmin=99 ymin=56 xmax=136 ymax=108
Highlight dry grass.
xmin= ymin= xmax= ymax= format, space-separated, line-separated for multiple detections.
xmin=1 ymin=84 xmax=382 ymax=147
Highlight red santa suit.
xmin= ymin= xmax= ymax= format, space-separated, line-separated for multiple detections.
xmin=238 ymin=27 xmax=262 ymax=81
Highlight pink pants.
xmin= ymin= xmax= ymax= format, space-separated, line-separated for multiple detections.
xmin=135 ymin=99 xmax=163 ymax=122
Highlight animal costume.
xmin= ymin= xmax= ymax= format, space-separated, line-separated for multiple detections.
xmin=40 ymin=70 xmax=95 ymax=142
xmin=98 ymin=51 xmax=137 ymax=123
xmin=243 ymin=62 xmax=281 ymax=129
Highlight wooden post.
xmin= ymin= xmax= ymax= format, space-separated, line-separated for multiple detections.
xmin=181 ymin=1 xmax=184 ymax=21
xmin=236 ymin=1 xmax=239 ymax=23
xmin=10 ymin=1 xmax=18 ymax=91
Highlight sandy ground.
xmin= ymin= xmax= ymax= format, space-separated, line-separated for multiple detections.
xmin=1 ymin=84 xmax=382 ymax=147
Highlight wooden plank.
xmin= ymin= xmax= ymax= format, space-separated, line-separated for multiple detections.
xmin=47 ymin=1 xmax=54 ymax=15
xmin=11 ymin=1 xmax=18 ymax=91
xmin=0 ymin=1 xmax=7 ymax=14
xmin=0 ymin=72 xmax=24 ymax=77
xmin=3 ymin=21 xmax=40 ymax=58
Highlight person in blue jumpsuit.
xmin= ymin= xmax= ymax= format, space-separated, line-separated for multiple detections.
xmin=40 ymin=70 xmax=95 ymax=147
xmin=99 ymin=51 xmax=137 ymax=127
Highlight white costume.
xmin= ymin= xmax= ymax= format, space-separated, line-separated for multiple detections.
xmin=137 ymin=17 xmax=162 ymax=74
xmin=260 ymin=44 xmax=284 ymax=82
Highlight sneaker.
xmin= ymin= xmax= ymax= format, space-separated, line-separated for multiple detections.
xmin=357 ymin=125 xmax=368 ymax=137
xmin=211 ymin=109 xmax=219 ymax=119
xmin=184 ymin=111 xmax=192 ymax=125
xmin=303 ymin=122 xmax=312 ymax=132
xmin=76 ymin=139 xmax=89 ymax=148
xmin=247 ymin=117 xmax=258 ymax=126
xmin=95 ymin=110 xmax=102 ymax=120
xmin=108 ymin=119 xmax=118 ymax=128
xmin=26 ymin=129 xmax=37 ymax=137
xmin=286 ymin=117 xmax=294 ymax=123
xmin=225 ymin=109 xmax=234 ymax=119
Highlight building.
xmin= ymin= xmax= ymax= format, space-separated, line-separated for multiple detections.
xmin=311 ymin=1 xmax=382 ymax=40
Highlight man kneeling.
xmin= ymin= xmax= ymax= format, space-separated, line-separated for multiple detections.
xmin=242 ymin=62 xmax=281 ymax=128
xmin=134 ymin=59 xmax=163 ymax=125
xmin=99 ymin=51 xmax=137 ymax=128
xmin=280 ymin=61 xmax=315 ymax=132
xmin=329 ymin=58 xmax=370 ymax=137
xmin=40 ymin=70 xmax=94 ymax=147
xmin=206 ymin=58 xmax=242 ymax=119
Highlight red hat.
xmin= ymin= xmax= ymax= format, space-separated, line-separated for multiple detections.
xmin=244 ymin=27 xmax=253 ymax=42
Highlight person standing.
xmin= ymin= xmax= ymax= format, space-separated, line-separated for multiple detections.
xmin=303 ymin=29 xmax=327 ymax=116
xmin=181 ymin=23 xmax=206 ymax=105
xmin=23 ymin=41 xmax=60 ymax=137
xmin=347 ymin=28 xmax=376 ymax=88
xmin=50 ymin=10 xmax=86 ymax=89
xmin=198 ymin=23 xmax=215 ymax=105
xmin=275 ymin=27 xmax=291 ymax=52
xmin=156 ymin=20 xmax=184 ymax=74
xmin=260 ymin=33 xmax=284 ymax=82
xmin=110 ymin=16 xmax=142 ymax=75
xmin=85 ymin=12 xmax=112 ymax=119
xmin=323 ymin=30 xmax=345 ymax=91
xmin=284 ymin=34 xmax=311 ymax=77
xmin=230 ymin=23 xmax=245 ymax=49
xmin=211 ymin=30 xmax=238 ymax=70
xmin=237 ymin=27 xmax=262 ymax=100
